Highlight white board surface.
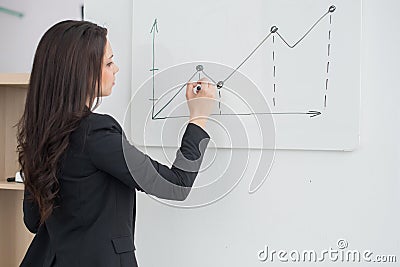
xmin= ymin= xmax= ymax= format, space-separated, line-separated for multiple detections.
xmin=131 ymin=0 xmax=361 ymax=151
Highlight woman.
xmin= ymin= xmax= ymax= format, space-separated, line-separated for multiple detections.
xmin=17 ymin=20 xmax=215 ymax=267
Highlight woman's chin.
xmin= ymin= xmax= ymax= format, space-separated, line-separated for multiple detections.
xmin=102 ymin=90 xmax=112 ymax=96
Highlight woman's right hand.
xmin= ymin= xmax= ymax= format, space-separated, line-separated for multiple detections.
xmin=186 ymin=78 xmax=217 ymax=129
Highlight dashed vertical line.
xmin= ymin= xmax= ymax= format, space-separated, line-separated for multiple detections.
xmin=218 ymin=90 xmax=222 ymax=114
xmin=272 ymin=35 xmax=276 ymax=106
xmin=324 ymin=14 xmax=333 ymax=108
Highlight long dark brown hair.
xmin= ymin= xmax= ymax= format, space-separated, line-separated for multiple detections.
xmin=17 ymin=20 xmax=108 ymax=224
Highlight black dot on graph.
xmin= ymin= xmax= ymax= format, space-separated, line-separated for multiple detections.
xmin=270 ymin=26 xmax=278 ymax=33
xmin=329 ymin=5 xmax=336 ymax=13
xmin=216 ymin=81 xmax=224 ymax=89
xmin=196 ymin=65 xmax=204 ymax=71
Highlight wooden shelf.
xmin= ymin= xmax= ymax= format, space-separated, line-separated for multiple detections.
xmin=0 ymin=72 xmax=33 ymax=265
xmin=0 ymin=73 xmax=29 ymax=89
xmin=0 ymin=181 xmax=24 ymax=191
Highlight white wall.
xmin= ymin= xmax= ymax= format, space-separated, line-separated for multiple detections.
xmin=0 ymin=0 xmax=83 ymax=73
xmin=84 ymin=0 xmax=133 ymax=130
xmin=54 ymin=0 xmax=400 ymax=265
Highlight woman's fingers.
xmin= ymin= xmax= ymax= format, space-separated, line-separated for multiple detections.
xmin=187 ymin=78 xmax=211 ymax=98
xmin=186 ymin=81 xmax=198 ymax=99
xmin=186 ymin=77 xmax=217 ymax=128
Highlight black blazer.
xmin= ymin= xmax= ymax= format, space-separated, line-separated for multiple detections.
xmin=21 ymin=112 xmax=210 ymax=267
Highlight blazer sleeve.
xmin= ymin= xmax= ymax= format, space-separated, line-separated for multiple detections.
xmin=86 ymin=114 xmax=210 ymax=200
xmin=23 ymin=188 xmax=40 ymax=234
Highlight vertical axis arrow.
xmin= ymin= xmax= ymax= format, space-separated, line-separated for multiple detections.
xmin=150 ymin=19 xmax=159 ymax=119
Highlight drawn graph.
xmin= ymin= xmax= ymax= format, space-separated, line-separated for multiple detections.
xmin=131 ymin=0 xmax=361 ymax=151
xmin=148 ymin=6 xmax=336 ymax=120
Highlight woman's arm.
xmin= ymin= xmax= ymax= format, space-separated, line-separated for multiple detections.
xmin=86 ymin=78 xmax=215 ymax=201
xmin=86 ymin=116 xmax=209 ymax=200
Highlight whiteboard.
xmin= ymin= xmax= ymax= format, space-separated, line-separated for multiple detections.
xmin=130 ymin=0 xmax=361 ymax=151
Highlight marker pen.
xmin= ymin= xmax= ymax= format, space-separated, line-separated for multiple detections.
xmin=193 ymin=84 xmax=202 ymax=95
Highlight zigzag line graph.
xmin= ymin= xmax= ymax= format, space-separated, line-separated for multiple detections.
xmin=148 ymin=5 xmax=336 ymax=120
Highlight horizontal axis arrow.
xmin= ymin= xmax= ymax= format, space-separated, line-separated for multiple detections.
xmin=152 ymin=110 xmax=322 ymax=120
